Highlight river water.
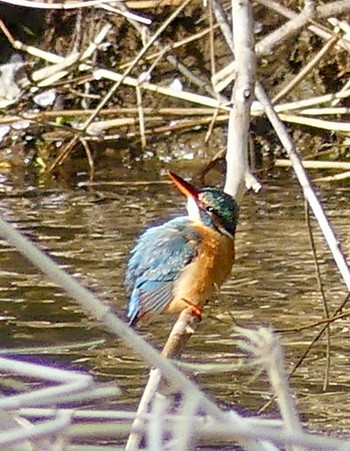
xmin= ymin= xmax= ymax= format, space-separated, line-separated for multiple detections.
xmin=0 ymin=167 xmax=349 ymax=446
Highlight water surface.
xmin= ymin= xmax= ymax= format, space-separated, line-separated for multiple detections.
xmin=0 ymin=168 xmax=349 ymax=444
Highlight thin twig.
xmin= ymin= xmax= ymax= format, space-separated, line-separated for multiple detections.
xmin=126 ymin=309 xmax=200 ymax=450
xmin=255 ymin=81 xmax=350 ymax=292
xmin=136 ymin=84 xmax=147 ymax=149
xmin=305 ymin=201 xmax=331 ymax=391
xmin=259 ymin=292 xmax=350 ymax=414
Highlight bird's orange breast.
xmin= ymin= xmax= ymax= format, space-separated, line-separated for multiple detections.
xmin=165 ymin=222 xmax=235 ymax=313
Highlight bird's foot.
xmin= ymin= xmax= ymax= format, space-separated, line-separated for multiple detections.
xmin=182 ymin=299 xmax=202 ymax=321
xmin=191 ymin=304 xmax=202 ymax=321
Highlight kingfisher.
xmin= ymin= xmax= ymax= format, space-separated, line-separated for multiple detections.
xmin=125 ymin=171 xmax=239 ymax=327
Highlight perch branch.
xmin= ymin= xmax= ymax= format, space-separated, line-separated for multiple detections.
xmin=126 ymin=309 xmax=200 ymax=449
xmin=224 ymin=0 xmax=257 ymax=199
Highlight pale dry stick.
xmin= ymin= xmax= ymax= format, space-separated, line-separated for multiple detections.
xmin=139 ymin=45 xmax=169 ymax=82
xmin=0 ymin=17 xmax=63 ymax=64
xmin=299 ymin=106 xmax=350 ymax=115
xmin=1 ymin=107 xmax=223 ymax=122
xmin=82 ymin=114 xmax=230 ymax=142
xmin=255 ymin=0 xmax=350 ymax=57
xmin=212 ymin=0 xmax=234 ymax=54
xmin=210 ymin=0 xmax=261 ymax=193
xmin=0 ymin=0 xmax=150 ymax=24
xmin=272 ymin=36 xmax=339 ymax=104
xmin=136 ymin=84 xmax=147 ymax=149
xmin=125 ymin=368 xmax=162 ymax=450
xmin=255 ymin=81 xmax=350 ymax=292
xmin=204 ymin=108 xmax=220 ymax=143
xmin=126 ymin=310 xmax=200 ymax=450
xmin=148 ymin=394 xmax=168 ymax=451
xmin=224 ymin=0 xmax=258 ymax=199
xmin=278 ymin=113 xmax=350 ymax=132
xmin=0 ymin=357 xmax=92 ymax=409
xmin=18 ymin=406 xmax=350 ymax=449
xmin=305 ymin=0 xmax=316 ymax=14
xmin=211 ymin=0 xmax=236 ymax=92
xmin=0 ymin=410 xmax=73 ymax=449
xmin=80 ymin=138 xmax=95 ymax=179
xmin=98 ymin=3 xmax=151 ymax=24
xmin=82 ymin=114 xmax=229 ymax=140
xmin=0 ymin=0 xmax=120 ymax=8
xmin=92 ymin=68 xmax=229 ymax=110
xmin=26 ymin=53 xmax=82 ymax=87
xmin=256 ymin=0 xmax=350 ymax=51
xmin=314 ymin=170 xmax=350 ymax=182
xmin=326 ymin=18 xmax=350 ymax=107
xmin=0 ymin=411 xmax=33 ymax=451
xmin=208 ymin=0 xmax=216 ymax=76
xmin=85 ymin=118 xmax=139 ymax=135
xmin=328 ymin=16 xmax=350 ymax=36
xmin=330 ymin=80 xmax=350 ymax=107
xmin=16 ymin=410 xmax=350 ymax=450
xmin=169 ymin=392 xmax=202 ymax=451
xmin=71 ymin=7 xmax=83 ymax=54
xmin=275 ymin=159 xmax=350 ymax=170
xmin=267 ymin=89 xmax=350 ymax=114
xmin=210 ymin=0 xmax=235 ymax=93
xmin=125 ymin=0 xmax=192 ymax=6
xmin=237 ymin=328 xmax=304 ymax=451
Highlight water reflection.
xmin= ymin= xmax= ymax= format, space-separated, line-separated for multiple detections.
xmin=0 ymin=169 xmax=349 ymax=436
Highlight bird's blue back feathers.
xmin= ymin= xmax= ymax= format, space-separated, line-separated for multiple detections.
xmin=125 ymin=217 xmax=201 ymax=325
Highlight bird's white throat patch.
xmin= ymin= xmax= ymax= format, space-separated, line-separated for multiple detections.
xmin=186 ymin=196 xmax=201 ymax=221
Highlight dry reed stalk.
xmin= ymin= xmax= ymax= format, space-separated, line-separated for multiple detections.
xmin=275 ymin=159 xmax=350 ymax=170
xmin=314 ymin=171 xmax=350 ymax=182
xmin=238 ymin=328 xmax=304 ymax=451
xmin=255 ymin=81 xmax=350 ymax=290
xmin=0 ymin=0 xmax=151 ymax=23
xmin=126 ymin=309 xmax=200 ymax=450
xmin=277 ymin=113 xmax=350 ymax=132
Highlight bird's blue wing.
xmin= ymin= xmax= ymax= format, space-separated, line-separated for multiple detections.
xmin=125 ymin=217 xmax=201 ymax=325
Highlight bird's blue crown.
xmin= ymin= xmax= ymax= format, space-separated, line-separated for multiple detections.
xmin=197 ymin=188 xmax=239 ymax=237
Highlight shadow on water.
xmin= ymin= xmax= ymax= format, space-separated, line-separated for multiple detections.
xmin=0 ymin=167 xmax=349 ymax=439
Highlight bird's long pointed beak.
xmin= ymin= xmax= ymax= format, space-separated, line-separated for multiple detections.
xmin=168 ymin=171 xmax=199 ymax=200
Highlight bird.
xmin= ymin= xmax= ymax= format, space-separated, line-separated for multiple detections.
xmin=125 ymin=171 xmax=239 ymax=327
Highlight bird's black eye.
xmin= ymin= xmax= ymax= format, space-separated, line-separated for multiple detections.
xmin=206 ymin=206 xmax=215 ymax=213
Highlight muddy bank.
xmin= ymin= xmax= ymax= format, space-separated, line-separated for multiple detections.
xmin=0 ymin=2 xmax=349 ymax=179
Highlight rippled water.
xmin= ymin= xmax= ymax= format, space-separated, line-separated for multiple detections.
xmin=0 ymin=168 xmax=349 ymax=441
